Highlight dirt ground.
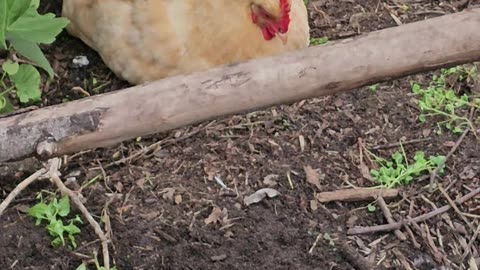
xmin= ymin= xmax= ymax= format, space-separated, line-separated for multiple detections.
xmin=1 ymin=0 xmax=480 ymax=269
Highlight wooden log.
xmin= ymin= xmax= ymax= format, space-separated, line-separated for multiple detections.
xmin=1 ymin=9 xmax=480 ymax=162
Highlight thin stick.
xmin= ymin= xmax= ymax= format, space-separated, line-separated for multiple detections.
xmin=337 ymin=241 xmax=372 ymax=270
xmin=308 ymin=233 xmax=322 ymax=254
xmin=347 ymin=187 xmax=480 ymax=235
xmin=370 ymin=138 xmax=431 ymax=150
xmin=0 ymin=168 xmax=47 ymax=217
xmin=48 ymin=158 xmax=111 ymax=270
xmin=438 ymin=185 xmax=476 ymax=232
xmin=429 ymin=127 xmax=469 ymax=187
xmin=316 ymin=188 xmax=399 ymax=203
xmin=377 ymin=196 xmax=407 ymax=240
xmin=462 ymin=223 xmax=480 ymax=262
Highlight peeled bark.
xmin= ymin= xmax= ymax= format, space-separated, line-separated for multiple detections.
xmin=1 ymin=9 xmax=480 ymax=162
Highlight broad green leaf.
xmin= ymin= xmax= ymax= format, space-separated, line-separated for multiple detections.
xmin=7 ymin=35 xmax=53 ymax=77
xmin=26 ymin=202 xmax=49 ymax=224
xmin=6 ymin=0 xmax=31 ymax=26
xmin=429 ymin=155 xmax=446 ymax=167
xmin=51 ymin=236 xmax=63 ymax=247
xmin=0 ymin=0 xmax=6 ymax=49
xmin=9 ymin=64 xmax=41 ymax=103
xmin=7 ymin=14 xmax=69 ymax=44
xmin=75 ymin=264 xmax=87 ymax=270
xmin=57 ymin=196 xmax=71 ymax=217
xmin=21 ymin=0 xmax=40 ymax=17
xmin=47 ymin=219 xmax=65 ymax=241
xmin=68 ymin=233 xmax=78 ymax=248
xmin=29 ymin=0 xmax=39 ymax=10
xmin=64 ymin=222 xmax=81 ymax=234
xmin=2 ymin=59 xmax=19 ymax=75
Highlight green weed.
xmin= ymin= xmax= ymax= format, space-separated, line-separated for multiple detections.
xmin=367 ymin=145 xmax=446 ymax=188
xmin=0 ymin=0 xmax=69 ymax=113
xmin=26 ymin=195 xmax=83 ymax=248
xmin=411 ymin=66 xmax=480 ymax=134
xmin=310 ymin=37 xmax=329 ymax=46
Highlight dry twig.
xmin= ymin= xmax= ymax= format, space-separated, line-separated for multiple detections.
xmin=348 ymin=187 xmax=480 ymax=235
xmin=462 ymin=223 xmax=480 ymax=262
xmin=316 ymin=188 xmax=399 ymax=203
xmin=377 ymin=196 xmax=407 ymax=240
xmin=438 ymin=185 xmax=476 ymax=232
xmin=430 ymin=127 xmax=470 ymax=187
xmin=0 ymin=168 xmax=47 ymax=217
xmin=337 ymin=240 xmax=372 ymax=270
xmin=369 ymin=137 xmax=431 ymax=150
xmin=48 ymin=158 xmax=111 ymax=270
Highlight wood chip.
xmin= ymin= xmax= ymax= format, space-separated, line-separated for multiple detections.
xmin=304 ymin=165 xmax=322 ymax=190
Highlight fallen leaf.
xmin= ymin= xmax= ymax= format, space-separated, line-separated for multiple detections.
xmin=442 ymin=141 xmax=456 ymax=147
xmin=422 ymin=128 xmax=432 ymax=137
xmin=243 ymin=188 xmax=280 ymax=206
xmin=359 ymin=160 xmax=375 ymax=182
xmin=139 ymin=211 xmax=160 ymax=221
xmin=174 ymin=194 xmax=182 ymax=205
xmin=460 ymin=165 xmax=477 ymax=180
xmin=346 ymin=215 xmax=359 ymax=227
xmin=160 ymin=188 xmax=176 ymax=202
xmin=334 ymin=98 xmax=344 ymax=107
xmin=136 ymin=178 xmax=145 ymax=189
xmin=204 ymin=207 xmax=223 ymax=225
xmin=114 ymin=182 xmax=123 ymax=192
xmin=263 ymin=174 xmax=279 ymax=186
xmin=304 ymin=166 xmax=322 ymax=190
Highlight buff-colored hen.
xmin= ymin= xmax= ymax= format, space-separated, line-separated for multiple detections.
xmin=62 ymin=0 xmax=310 ymax=84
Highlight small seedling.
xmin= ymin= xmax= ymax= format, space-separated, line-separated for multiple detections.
xmin=0 ymin=0 xmax=69 ymax=113
xmin=367 ymin=145 xmax=446 ymax=188
xmin=411 ymin=66 xmax=480 ymax=134
xmin=369 ymin=84 xmax=379 ymax=92
xmin=323 ymin=232 xmax=335 ymax=246
xmin=367 ymin=202 xmax=376 ymax=212
xmin=26 ymin=195 xmax=83 ymax=248
xmin=75 ymin=251 xmax=117 ymax=270
xmin=310 ymin=37 xmax=329 ymax=46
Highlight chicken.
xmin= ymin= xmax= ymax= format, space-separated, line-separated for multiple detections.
xmin=62 ymin=0 xmax=310 ymax=85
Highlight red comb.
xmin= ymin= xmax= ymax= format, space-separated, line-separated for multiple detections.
xmin=279 ymin=0 xmax=291 ymax=33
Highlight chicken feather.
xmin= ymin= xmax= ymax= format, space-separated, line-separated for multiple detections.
xmin=62 ymin=0 xmax=310 ymax=84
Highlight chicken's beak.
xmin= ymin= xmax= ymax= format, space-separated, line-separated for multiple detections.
xmin=277 ymin=33 xmax=288 ymax=45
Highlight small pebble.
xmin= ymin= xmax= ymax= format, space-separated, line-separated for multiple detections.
xmin=72 ymin=55 xmax=89 ymax=68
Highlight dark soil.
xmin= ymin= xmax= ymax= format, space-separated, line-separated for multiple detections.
xmin=1 ymin=0 xmax=480 ymax=269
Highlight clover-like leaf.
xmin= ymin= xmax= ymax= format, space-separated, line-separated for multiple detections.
xmin=2 ymin=59 xmax=19 ymax=75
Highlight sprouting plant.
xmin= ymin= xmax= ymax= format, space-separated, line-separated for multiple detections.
xmin=0 ymin=0 xmax=69 ymax=113
xmin=366 ymin=144 xmax=446 ymax=188
xmin=26 ymin=195 xmax=83 ymax=248
xmin=310 ymin=37 xmax=329 ymax=46
xmin=410 ymin=66 xmax=480 ymax=135
xmin=76 ymin=253 xmax=118 ymax=270
xmin=369 ymin=84 xmax=379 ymax=92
